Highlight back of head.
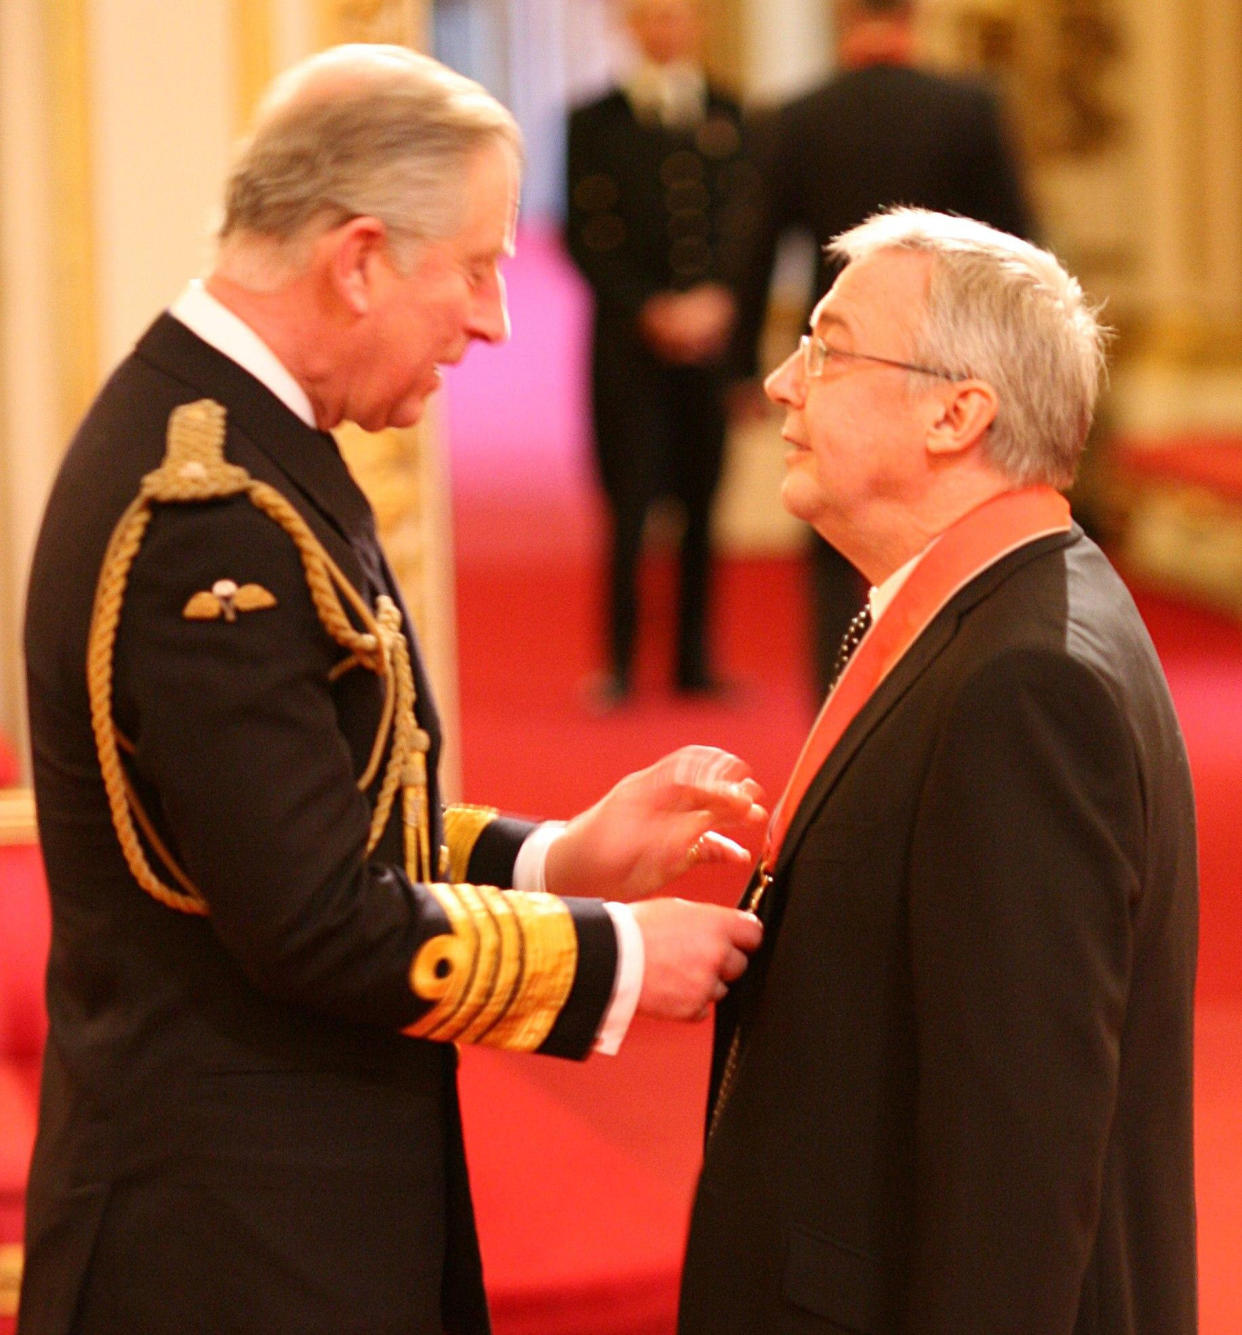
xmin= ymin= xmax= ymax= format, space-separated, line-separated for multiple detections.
xmin=219 ymin=44 xmax=521 ymax=277
xmin=827 ymin=208 xmax=1108 ymax=489
xmin=835 ymin=1 xmax=916 ymax=69
xmin=625 ymin=0 xmax=705 ymax=66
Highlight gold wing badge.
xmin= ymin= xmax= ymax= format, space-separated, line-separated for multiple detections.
xmin=183 ymin=578 xmax=277 ymax=622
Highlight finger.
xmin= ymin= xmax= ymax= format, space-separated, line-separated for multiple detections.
xmin=659 ymin=746 xmax=753 ymax=794
xmin=690 ymin=980 xmax=728 ymax=1022
xmin=677 ymin=827 xmax=746 ymax=871
xmin=670 ymin=783 xmax=766 ymax=827
xmin=718 ymin=945 xmax=752 ymax=984
xmin=694 ymin=831 xmax=750 ymax=864
xmin=725 ymin=911 xmax=763 ymax=953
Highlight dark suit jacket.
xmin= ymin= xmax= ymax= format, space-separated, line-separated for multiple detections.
xmin=565 ymin=85 xmax=753 ymax=500
xmin=680 ymin=528 xmax=1198 ymax=1333
xmin=732 ymin=62 xmax=1033 ymax=378
xmin=20 ymin=314 xmax=618 ymax=1335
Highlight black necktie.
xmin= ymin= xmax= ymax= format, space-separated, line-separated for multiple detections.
xmin=708 ymin=599 xmax=873 ymax=1140
xmin=829 ymin=603 xmax=873 ymax=689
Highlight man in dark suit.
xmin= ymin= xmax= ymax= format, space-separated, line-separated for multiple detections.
xmin=733 ymin=0 xmax=1033 ymax=698
xmin=20 ymin=45 xmax=765 ymax=1335
xmin=566 ymin=0 xmax=754 ymax=703
xmin=679 ymin=209 xmax=1198 ymax=1332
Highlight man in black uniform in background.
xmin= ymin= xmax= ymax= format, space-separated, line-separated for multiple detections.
xmin=567 ymin=0 xmax=755 ymax=704
xmin=732 ymin=0 xmax=1032 ymax=697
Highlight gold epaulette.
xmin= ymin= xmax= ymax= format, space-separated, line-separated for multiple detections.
xmin=441 ymin=803 xmax=500 ymax=883
xmin=87 ymin=399 xmax=427 ymax=914
xmin=405 ymin=882 xmax=577 ymax=1051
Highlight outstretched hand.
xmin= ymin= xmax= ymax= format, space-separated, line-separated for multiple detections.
xmin=544 ymin=745 xmax=767 ymax=902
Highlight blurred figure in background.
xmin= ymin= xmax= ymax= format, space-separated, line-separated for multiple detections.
xmin=567 ymin=0 xmax=755 ymax=706
xmin=732 ymin=0 xmax=1033 ymax=699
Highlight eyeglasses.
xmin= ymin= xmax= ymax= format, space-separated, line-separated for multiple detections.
xmin=800 ymin=334 xmax=956 ymax=381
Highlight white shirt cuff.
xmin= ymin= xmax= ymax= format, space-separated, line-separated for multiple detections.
xmin=514 ymin=822 xmax=643 ymax=1056
xmin=513 ymin=820 xmax=566 ymax=892
xmin=595 ymin=902 xmax=643 ymax=1055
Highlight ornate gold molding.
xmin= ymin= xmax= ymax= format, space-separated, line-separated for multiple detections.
xmin=46 ymin=0 xmax=99 ymax=438
xmin=0 ymin=786 xmax=36 ymax=846
xmin=231 ymin=0 xmax=276 ymax=131
xmin=921 ymin=1 xmax=1128 ymax=163
xmin=314 ymin=0 xmax=426 ymax=49
xmin=1125 ymin=311 xmax=1242 ymax=370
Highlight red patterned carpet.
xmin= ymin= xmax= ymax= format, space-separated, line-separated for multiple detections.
xmin=448 ymin=228 xmax=1242 ymax=1334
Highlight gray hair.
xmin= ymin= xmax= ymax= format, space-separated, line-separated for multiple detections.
xmin=827 ymin=207 xmax=1109 ymax=488
xmin=220 ymin=45 xmax=521 ymax=268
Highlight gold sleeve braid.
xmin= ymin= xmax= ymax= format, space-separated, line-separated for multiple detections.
xmin=405 ymin=882 xmax=578 ymax=1052
xmin=441 ymin=803 xmax=500 ymax=883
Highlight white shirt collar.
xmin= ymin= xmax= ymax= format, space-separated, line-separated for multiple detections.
xmin=169 ymin=279 xmax=317 ymax=428
xmin=625 ymin=60 xmax=706 ymax=127
xmin=869 ymin=543 xmax=928 ymax=622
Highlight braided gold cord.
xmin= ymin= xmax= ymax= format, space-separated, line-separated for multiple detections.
xmin=247 ymin=480 xmax=384 ymax=672
xmin=88 ymin=492 xmax=209 ymax=914
xmin=367 ymin=595 xmax=433 ymax=871
xmin=85 ymin=399 xmax=426 ymax=914
xmin=239 ymin=479 xmax=399 ymax=798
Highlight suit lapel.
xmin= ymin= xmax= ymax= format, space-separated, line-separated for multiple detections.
xmin=770 ymin=529 xmax=1077 ymax=884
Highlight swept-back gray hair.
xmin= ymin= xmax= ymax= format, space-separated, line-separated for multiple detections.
xmin=827 ymin=207 xmax=1109 ymax=488
xmin=220 ymin=44 xmax=521 ymax=263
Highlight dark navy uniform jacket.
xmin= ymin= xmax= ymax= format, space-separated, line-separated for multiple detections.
xmin=21 ymin=313 xmax=618 ymax=1335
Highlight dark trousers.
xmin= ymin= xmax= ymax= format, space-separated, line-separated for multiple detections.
xmin=592 ymin=325 xmax=726 ymax=688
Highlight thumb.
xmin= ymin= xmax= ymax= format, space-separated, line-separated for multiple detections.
xmin=727 ymin=910 xmax=763 ymax=952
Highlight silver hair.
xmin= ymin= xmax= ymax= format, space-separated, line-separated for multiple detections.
xmin=826 ymin=207 xmax=1110 ymax=488
xmin=220 ymin=45 xmax=521 ymax=268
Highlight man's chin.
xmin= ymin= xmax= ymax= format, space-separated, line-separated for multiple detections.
xmin=780 ymin=476 xmax=817 ymax=525
xmin=371 ymin=391 xmax=434 ymax=433
xmin=392 ymin=400 xmax=429 ymax=429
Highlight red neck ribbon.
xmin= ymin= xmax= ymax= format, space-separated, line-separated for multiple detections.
xmin=759 ymin=486 xmax=1072 ymax=878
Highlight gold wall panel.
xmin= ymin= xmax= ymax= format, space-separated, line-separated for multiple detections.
xmin=47 ymin=0 xmax=99 ymax=440
xmin=315 ymin=0 xmax=426 ymax=49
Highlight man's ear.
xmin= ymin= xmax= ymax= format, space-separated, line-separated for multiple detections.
xmin=321 ymin=216 xmax=388 ymax=316
xmin=925 ymin=379 xmax=999 ymax=459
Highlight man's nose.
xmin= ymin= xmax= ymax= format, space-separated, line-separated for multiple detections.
xmin=764 ymin=348 xmax=804 ymax=407
xmin=470 ymin=272 xmax=510 ymax=344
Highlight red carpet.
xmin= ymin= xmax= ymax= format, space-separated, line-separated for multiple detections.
xmin=448 ymin=228 xmax=1242 ymax=1334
